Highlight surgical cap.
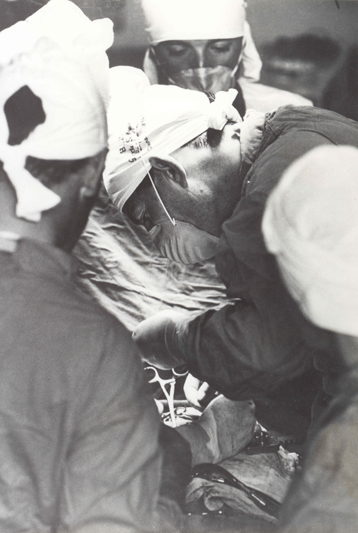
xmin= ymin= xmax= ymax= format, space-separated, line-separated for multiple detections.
xmin=262 ymin=145 xmax=358 ymax=337
xmin=141 ymin=0 xmax=246 ymax=43
xmin=0 ymin=0 xmax=113 ymax=221
xmin=103 ymin=66 xmax=240 ymax=211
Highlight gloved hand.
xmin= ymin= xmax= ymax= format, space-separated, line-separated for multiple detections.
xmin=176 ymin=395 xmax=256 ymax=466
xmin=184 ymin=374 xmax=211 ymax=407
xmin=208 ymin=89 xmax=242 ymax=130
xmin=132 ymin=310 xmax=189 ymax=369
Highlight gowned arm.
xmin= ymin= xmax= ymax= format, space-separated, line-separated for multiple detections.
xmin=175 ymin=298 xmax=312 ymax=401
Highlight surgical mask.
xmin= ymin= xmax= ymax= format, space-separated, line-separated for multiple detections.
xmin=149 ymin=219 xmax=220 ymax=265
xmin=168 ymin=65 xmax=238 ymax=94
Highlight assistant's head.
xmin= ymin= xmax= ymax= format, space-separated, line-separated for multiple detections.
xmin=263 ymin=145 xmax=358 ymax=348
xmin=104 ymin=67 xmax=243 ymax=265
xmin=141 ymin=0 xmax=262 ymax=96
xmin=0 ymin=0 xmax=113 ymax=251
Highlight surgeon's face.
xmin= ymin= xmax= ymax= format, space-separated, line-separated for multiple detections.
xmin=123 ymin=122 xmax=242 ymax=239
xmin=154 ymin=38 xmax=243 ymax=74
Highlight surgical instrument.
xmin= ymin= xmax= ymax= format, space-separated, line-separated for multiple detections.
xmin=191 ymin=463 xmax=281 ymax=518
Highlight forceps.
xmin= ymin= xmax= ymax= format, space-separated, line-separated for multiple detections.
xmin=145 ymin=366 xmax=177 ymax=427
xmin=191 ymin=463 xmax=281 ymax=518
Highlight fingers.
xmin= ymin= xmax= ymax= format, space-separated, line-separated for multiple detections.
xmin=184 ymin=374 xmax=203 ymax=407
xmin=197 ymin=382 xmax=210 ymax=403
xmin=207 ymin=89 xmax=242 ymax=130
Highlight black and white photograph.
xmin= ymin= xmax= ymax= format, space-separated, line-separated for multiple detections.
xmin=0 ymin=0 xmax=357 ymax=531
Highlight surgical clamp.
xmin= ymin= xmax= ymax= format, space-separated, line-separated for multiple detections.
xmin=145 ymin=366 xmax=177 ymax=427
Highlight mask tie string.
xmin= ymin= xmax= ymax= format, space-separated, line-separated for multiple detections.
xmin=135 ymin=121 xmax=177 ymax=227
xmin=147 ymin=170 xmax=176 ymax=227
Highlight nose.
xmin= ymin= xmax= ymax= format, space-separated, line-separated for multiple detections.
xmin=192 ymin=43 xmax=207 ymax=68
xmin=222 ymin=122 xmax=242 ymax=144
xmin=197 ymin=50 xmax=205 ymax=68
xmin=233 ymin=121 xmax=242 ymax=133
xmin=225 ymin=121 xmax=242 ymax=137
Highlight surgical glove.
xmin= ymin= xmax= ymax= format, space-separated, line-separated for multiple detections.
xmin=184 ymin=374 xmax=211 ymax=407
xmin=176 ymin=395 xmax=256 ymax=466
xmin=132 ymin=310 xmax=189 ymax=369
xmin=208 ymin=89 xmax=242 ymax=130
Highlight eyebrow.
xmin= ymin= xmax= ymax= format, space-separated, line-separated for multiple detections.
xmin=191 ymin=132 xmax=209 ymax=149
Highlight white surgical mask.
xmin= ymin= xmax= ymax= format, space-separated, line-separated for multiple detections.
xmin=168 ymin=65 xmax=238 ymax=94
xmin=149 ymin=219 xmax=220 ymax=265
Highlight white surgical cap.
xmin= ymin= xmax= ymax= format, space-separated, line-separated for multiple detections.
xmin=142 ymin=0 xmax=246 ymax=43
xmin=263 ymin=145 xmax=358 ymax=337
xmin=0 ymin=0 xmax=113 ymax=221
xmin=103 ymin=66 xmax=240 ymax=211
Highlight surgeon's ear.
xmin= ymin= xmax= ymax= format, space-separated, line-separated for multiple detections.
xmin=149 ymin=155 xmax=188 ymax=189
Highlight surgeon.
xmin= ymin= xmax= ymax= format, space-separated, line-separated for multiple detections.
xmin=263 ymin=145 xmax=358 ymax=532
xmin=105 ymin=0 xmax=312 ymax=403
xmin=141 ymin=0 xmax=312 ymax=115
xmin=0 ymin=3 xmax=190 ymax=532
xmin=103 ymin=67 xmax=358 ymax=428
xmin=0 ymin=4 xmax=256 ymax=530
xmin=74 ymin=0 xmax=310 ymax=360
